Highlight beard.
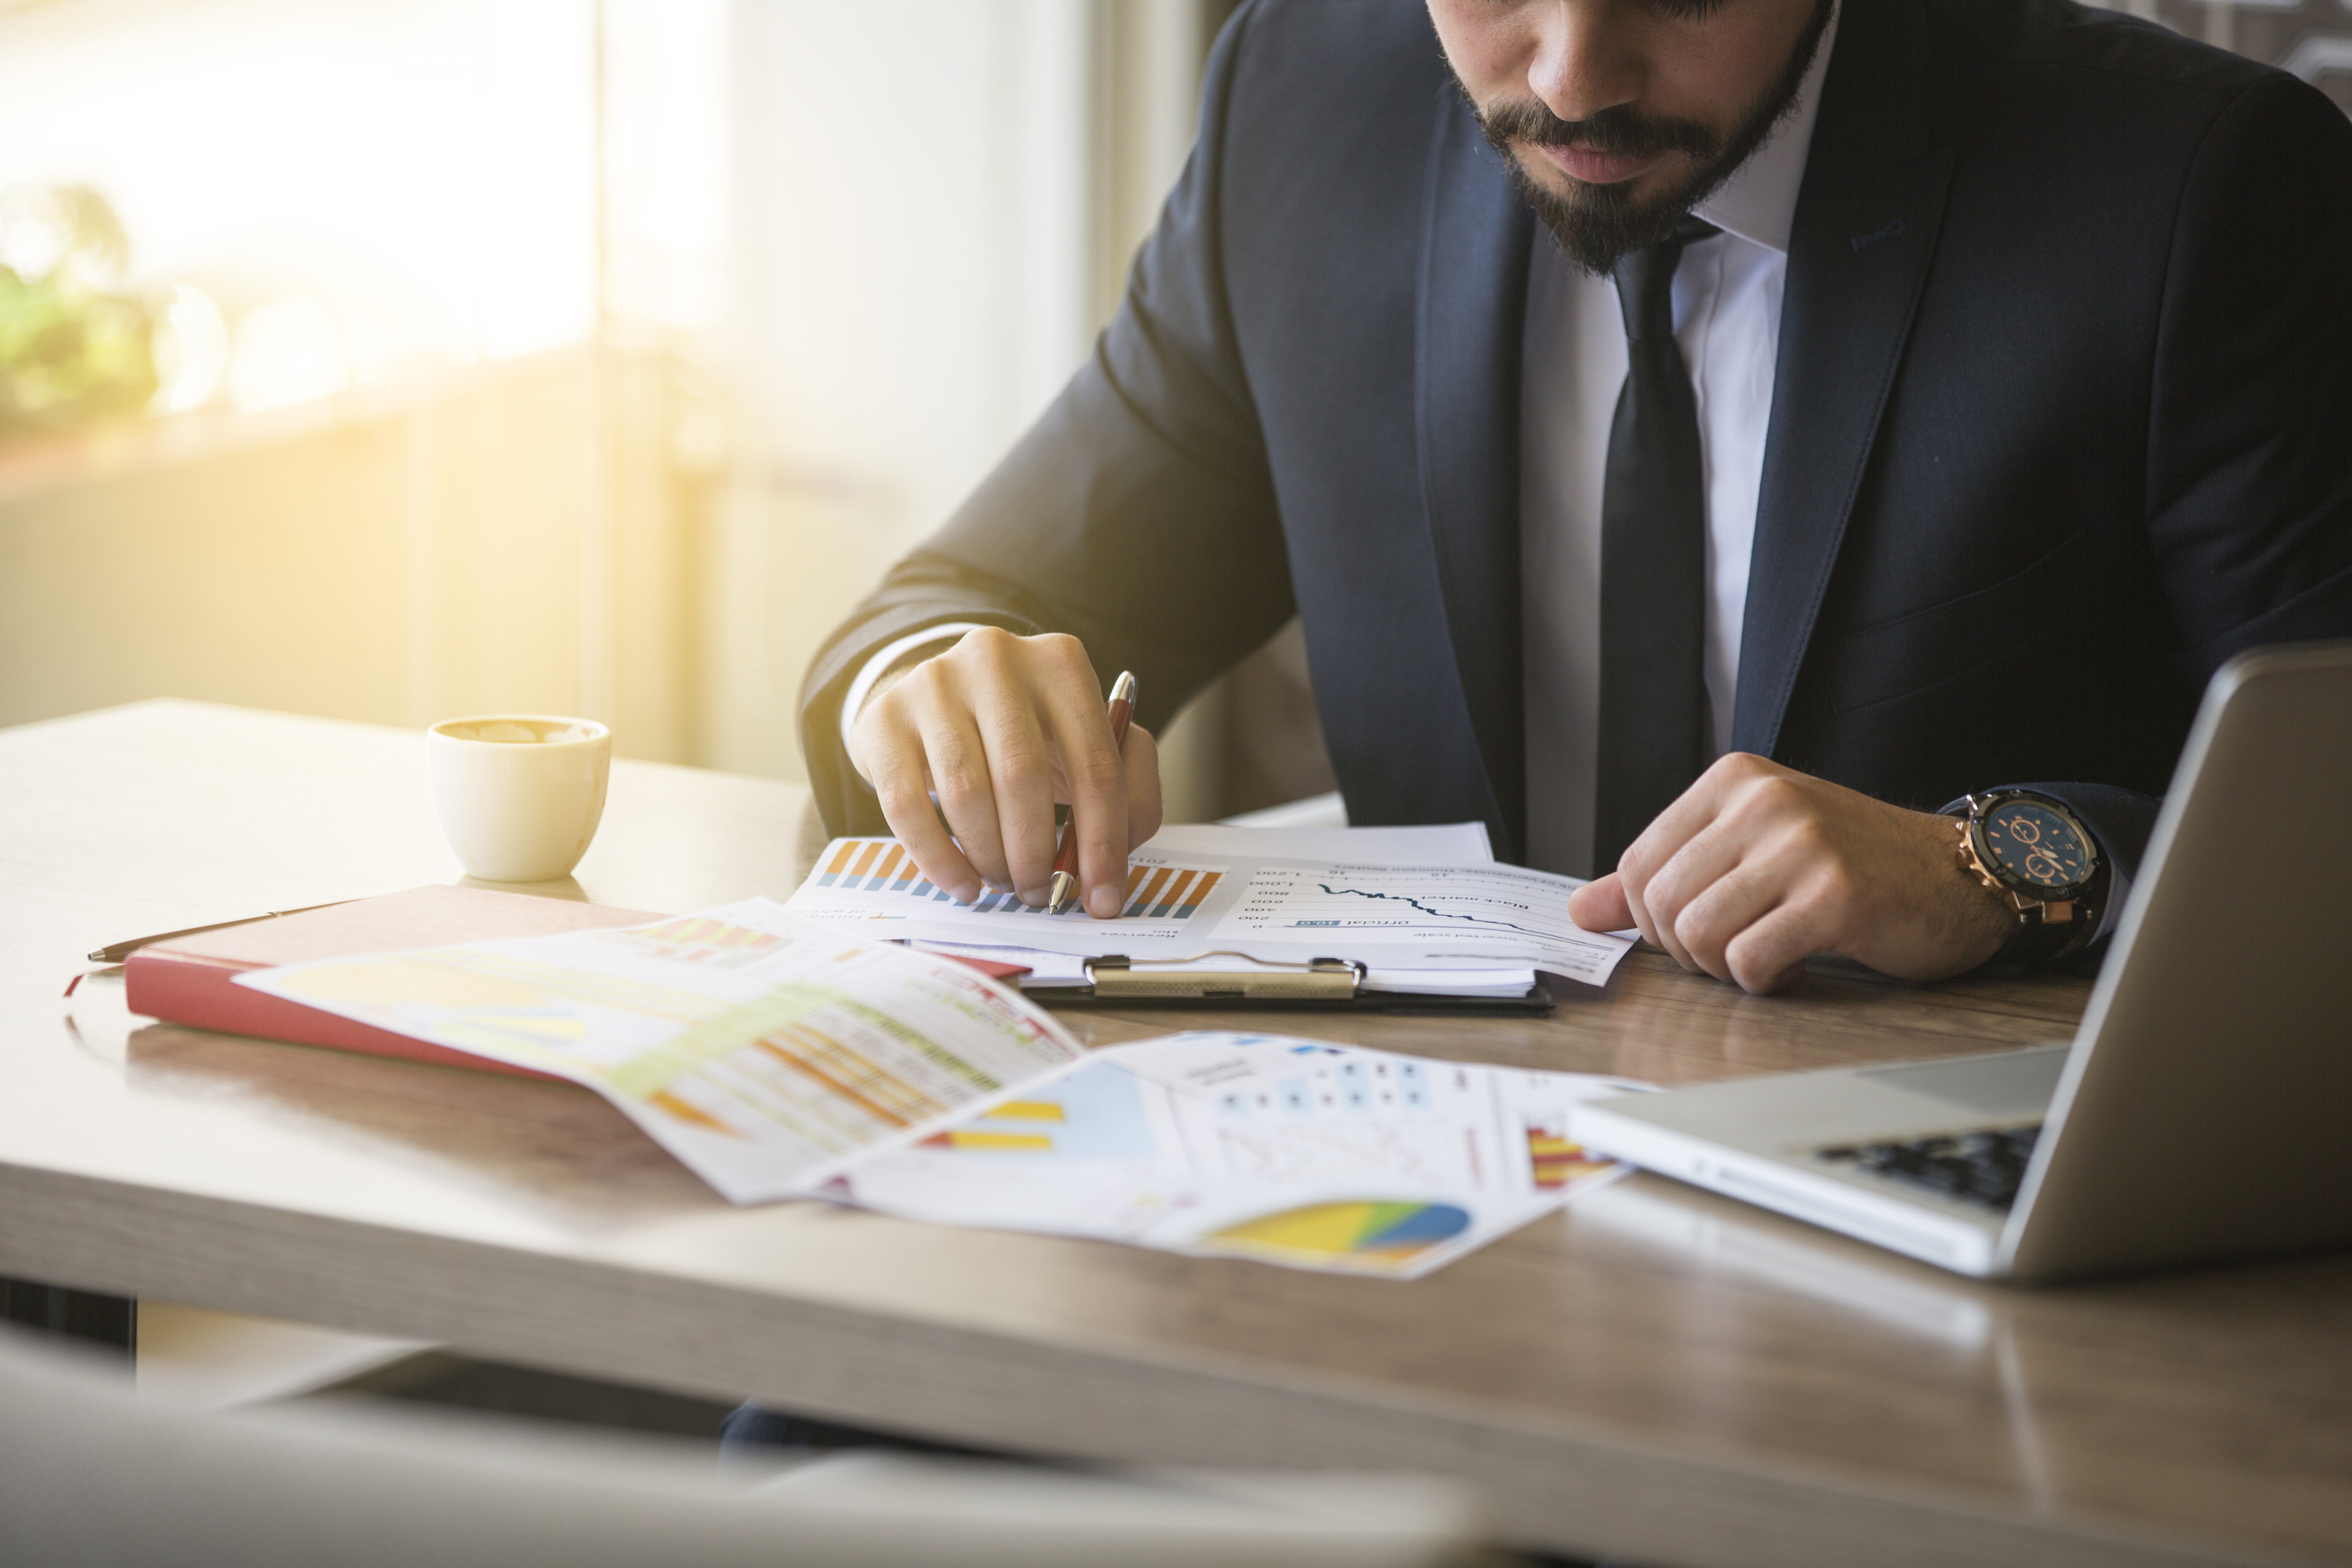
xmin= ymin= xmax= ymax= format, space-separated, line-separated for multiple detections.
xmin=1462 ymin=0 xmax=1835 ymax=274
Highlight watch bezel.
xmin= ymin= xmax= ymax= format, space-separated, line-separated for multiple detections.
xmin=1963 ymin=791 xmax=2100 ymax=903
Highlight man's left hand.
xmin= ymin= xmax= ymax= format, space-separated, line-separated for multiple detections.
xmin=1566 ymin=754 xmax=2016 ymax=993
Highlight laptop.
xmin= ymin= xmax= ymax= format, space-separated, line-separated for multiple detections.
xmin=1569 ymin=641 xmax=2352 ymax=1282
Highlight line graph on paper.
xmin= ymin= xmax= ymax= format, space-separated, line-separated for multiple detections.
xmin=807 ymin=839 xmax=1229 ymax=922
xmin=1304 ymin=881 xmax=1560 ymax=940
xmin=1214 ymin=862 xmax=1590 ymax=946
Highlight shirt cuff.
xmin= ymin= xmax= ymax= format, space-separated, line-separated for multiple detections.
xmin=837 ymin=622 xmax=993 ymax=757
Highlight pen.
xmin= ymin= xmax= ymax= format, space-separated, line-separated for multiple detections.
xmin=1047 ymin=670 xmax=1137 ymax=916
xmin=86 ymin=900 xmax=357 ymax=964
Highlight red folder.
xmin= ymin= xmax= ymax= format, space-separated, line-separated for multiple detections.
xmin=121 ymin=885 xmax=662 ymax=1080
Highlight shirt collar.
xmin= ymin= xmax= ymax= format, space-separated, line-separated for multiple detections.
xmin=1693 ymin=0 xmax=1841 ymax=256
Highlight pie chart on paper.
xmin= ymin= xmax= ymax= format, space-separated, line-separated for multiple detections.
xmin=1196 ymin=1200 xmax=1472 ymax=1272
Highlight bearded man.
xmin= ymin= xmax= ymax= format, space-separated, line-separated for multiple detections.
xmin=794 ymin=0 xmax=2352 ymax=993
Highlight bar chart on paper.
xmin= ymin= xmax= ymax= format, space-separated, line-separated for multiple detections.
xmin=240 ymin=898 xmax=1090 ymax=1204
xmin=806 ymin=839 xmax=1229 ymax=921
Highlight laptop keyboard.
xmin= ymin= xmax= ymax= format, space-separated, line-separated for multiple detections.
xmin=1815 ymin=1124 xmax=2044 ymax=1211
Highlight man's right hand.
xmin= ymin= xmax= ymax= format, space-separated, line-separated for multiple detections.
xmin=845 ymin=628 xmax=1162 ymax=918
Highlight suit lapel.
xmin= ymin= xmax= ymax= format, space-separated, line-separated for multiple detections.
xmin=1415 ymin=83 xmax=1536 ymax=856
xmin=1733 ymin=0 xmax=1955 ymax=757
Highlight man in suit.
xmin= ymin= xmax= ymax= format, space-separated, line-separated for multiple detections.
xmin=794 ymin=0 xmax=2352 ymax=993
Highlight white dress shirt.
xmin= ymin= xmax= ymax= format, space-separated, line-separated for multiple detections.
xmin=1521 ymin=5 xmax=1839 ymax=877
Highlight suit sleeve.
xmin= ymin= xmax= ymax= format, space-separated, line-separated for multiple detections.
xmin=1975 ymin=71 xmax=2352 ymax=916
xmin=795 ymin=3 xmax=1297 ymax=837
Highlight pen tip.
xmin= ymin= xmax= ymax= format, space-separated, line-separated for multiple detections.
xmin=1109 ymin=670 xmax=1136 ymax=703
xmin=1047 ymin=870 xmax=1076 ymax=916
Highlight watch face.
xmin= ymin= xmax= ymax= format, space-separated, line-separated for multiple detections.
xmin=1982 ymin=800 xmax=2092 ymax=893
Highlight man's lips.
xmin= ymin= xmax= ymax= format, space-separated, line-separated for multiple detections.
xmin=1531 ymin=143 xmax=1665 ymax=185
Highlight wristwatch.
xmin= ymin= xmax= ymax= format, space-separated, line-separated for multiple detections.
xmin=1946 ymin=790 xmax=2109 ymax=965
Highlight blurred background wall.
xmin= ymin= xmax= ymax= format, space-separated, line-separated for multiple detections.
xmin=0 ymin=0 xmax=2343 ymax=818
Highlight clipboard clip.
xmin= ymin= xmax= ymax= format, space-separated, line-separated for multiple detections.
xmin=1081 ymin=953 xmax=1363 ymax=1000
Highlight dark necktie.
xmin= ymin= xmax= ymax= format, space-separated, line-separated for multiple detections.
xmin=1594 ymin=216 xmax=1719 ymax=873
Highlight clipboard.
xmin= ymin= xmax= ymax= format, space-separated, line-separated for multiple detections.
xmin=1018 ymin=952 xmax=1558 ymax=1015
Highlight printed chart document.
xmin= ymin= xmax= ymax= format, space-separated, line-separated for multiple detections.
xmin=230 ymin=902 xmax=1646 ymax=1276
xmin=233 ymin=898 xmax=1083 ymax=1203
xmin=899 ymin=822 xmax=1534 ymax=996
xmin=229 ymin=907 xmax=1646 ymax=1279
xmin=786 ymin=837 xmax=1635 ymax=988
xmin=821 ymin=1031 xmax=1650 ymax=1279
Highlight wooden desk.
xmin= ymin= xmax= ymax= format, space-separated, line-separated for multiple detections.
xmin=3 ymin=701 xmax=2346 ymax=1567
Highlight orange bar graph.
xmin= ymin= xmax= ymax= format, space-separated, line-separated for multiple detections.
xmin=1127 ymin=866 xmax=1174 ymax=917
xmin=1174 ymin=870 xmax=1223 ymax=916
xmin=1151 ymin=869 xmax=1199 ymax=916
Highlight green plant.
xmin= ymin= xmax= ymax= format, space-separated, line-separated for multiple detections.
xmin=0 ymin=186 xmax=158 ymax=441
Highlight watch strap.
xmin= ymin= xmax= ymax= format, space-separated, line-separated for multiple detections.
xmin=1991 ymin=880 xmax=2103 ymax=965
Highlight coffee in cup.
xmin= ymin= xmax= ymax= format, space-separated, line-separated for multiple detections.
xmin=427 ymin=714 xmax=612 ymax=882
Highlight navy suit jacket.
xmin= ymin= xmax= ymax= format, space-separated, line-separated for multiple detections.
xmin=799 ymin=0 xmax=2352 ymax=887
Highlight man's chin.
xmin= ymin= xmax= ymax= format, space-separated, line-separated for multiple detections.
xmin=1508 ymin=151 xmax=1698 ymax=274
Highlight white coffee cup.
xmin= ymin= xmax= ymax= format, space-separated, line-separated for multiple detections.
xmin=427 ymin=714 xmax=612 ymax=882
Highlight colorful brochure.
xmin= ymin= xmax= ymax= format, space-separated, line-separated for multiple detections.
xmin=234 ymin=900 xmax=1646 ymax=1275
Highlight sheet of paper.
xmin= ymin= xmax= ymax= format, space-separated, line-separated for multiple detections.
xmin=1142 ymin=821 xmax=1494 ymax=866
xmin=814 ymin=1031 xmax=1652 ymax=1279
xmin=909 ymin=939 xmax=1090 ymax=985
xmin=789 ymin=839 xmax=1634 ymax=987
xmin=1208 ymin=859 xmax=1632 ymax=981
xmin=233 ymin=898 xmax=1083 ymax=1203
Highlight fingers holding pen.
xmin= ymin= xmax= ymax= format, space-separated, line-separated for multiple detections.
xmin=919 ymin=696 xmax=1019 ymax=893
xmin=967 ymin=716 xmax=1064 ymax=908
xmin=857 ymin=687 xmax=983 ymax=904
xmin=1036 ymin=659 xmax=1130 ymax=916
xmin=855 ymin=647 xmax=1021 ymax=903
xmin=849 ymin=629 xmax=1153 ymax=916
xmin=1120 ymin=721 xmax=1163 ymax=851
xmin=1064 ymin=720 xmax=1160 ymax=918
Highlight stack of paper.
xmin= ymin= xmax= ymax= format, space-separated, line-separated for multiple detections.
xmin=233 ymin=898 xmax=1647 ymax=1276
xmin=236 ymin=900 xmax=1081 ymax=1203
xmin=786 ymin=822 xmax=1635 ymax=996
